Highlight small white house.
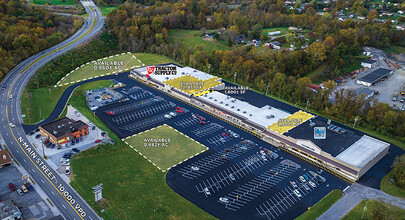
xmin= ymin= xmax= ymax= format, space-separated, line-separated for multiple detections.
xmin=361 ymin=59 xmax=377 ymax=68
xmin=268 ymin=31 xmax=281 ymax=36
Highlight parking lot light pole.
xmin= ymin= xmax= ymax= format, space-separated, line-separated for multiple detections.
xmin=306 ymin=100 xmax=309 ymax=110
xmin=208 ymin=64 xmax=210 ymax=74
xmin=266 ymin=82 xmax=270 ymax=96
xmin=353 ymin=116 xmax=359 ymax=128
xmin=361 ymin=205 xmax=367 ymax=219
xmin=234 ymin=72 xmax=237 ymax=84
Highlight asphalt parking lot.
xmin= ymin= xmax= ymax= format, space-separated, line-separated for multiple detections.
xmin=92 ymin=76 xmax=350 ymax=219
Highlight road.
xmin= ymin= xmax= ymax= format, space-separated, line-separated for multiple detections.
xmin=0 ymin=1 xmax=104 ymax=219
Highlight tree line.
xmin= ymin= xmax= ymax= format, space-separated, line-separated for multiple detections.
xmin=0 ymin=0 xmax=82 ymax=81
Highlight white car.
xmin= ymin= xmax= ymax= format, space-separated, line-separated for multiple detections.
xmin=8 ymin=94 xmax=12 ymax=99
xmin=303 ymin=184 xmax=310 ymax=191
xmin=259 ymin=150 xmax=266 ymax=156
xmin=9 ymin=123 xmax=15 ymax=128
xmin=169 ymin=112 xmax=176 ymax=116
xmin=191 ymin=166 xmax=199 ymax=171
xmin=294 ymin=189 xmax=302 ymax=198
xmin=219 ymin=197 xmax=229 ymax=203
xmin=308 ymin=181 xmax=316 ymax=188
xmin=299 ymin=176 xmax=306 ymax=183
xmin=203 ymin=187 xmax=211 ymax=196
xmin=65 ymin=166 xmax=70 ymax=175
xmin=290 ymin=180 xmax=298 ymax=188
xmin=164 ymin=114 xmax=171 ymax=119
xmin=261 ymin=155 xmax=268 ymax=161
xmin=229 ymin=174 xmax=236 ymax=181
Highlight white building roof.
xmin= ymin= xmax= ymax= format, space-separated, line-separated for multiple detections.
xmin=336 ymin=135 xmax=389 ymax=168
xmin=137 ymin=65 xmax=215 ymax=83
xmin=199 ymin=91 xmax=291 ymax=127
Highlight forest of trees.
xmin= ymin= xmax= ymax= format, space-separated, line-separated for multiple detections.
xmin=0 ymin=0 xmax=82 ymax=80
xmin=29 ymin=0 xmax=405 ymax=143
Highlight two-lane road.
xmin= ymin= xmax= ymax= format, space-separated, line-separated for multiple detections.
xmin=1 ymin=1 xmax=104 ymax=219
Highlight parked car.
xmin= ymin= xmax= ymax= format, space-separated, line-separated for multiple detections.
xmin=302 ymin=174 xmax=309 ymax=181
xmin=299 ymin=176 xmax=306 ymax=183
xmin=229 ymin=174 xmax=236 ymax=181
xmin=203 ymin=187 xmax=211 ymax=196
xmin=303 ymin=184 xmax=310 ymax=191
xmin=17 ymin=189 xmax=24 ymax=195
xmin=164 ymin=114 xmax=171 ymax=119
xmin=21 ymin=185 xmax=28 ymax=193
xmin=50 ymin=144 xmax=55 ymax=149
xmin=72 ymin=148 xmax=80 ymax=153
xmin=25 ymin=183 xmax=34 ymax=191
xmin=290 ymin=180 xmax=298 ymax=188
xmin=262 ymin=148 xmax=269 ymax=154
xmin=393 ymin=96 xmax=398 ymax=101
xmin=35 ymin=134 xmax=41 ymax=139
xmin=219 ymin=197 xmax=229 ymax=203
xmin=308 ymin=181 xmax=316 ymax=188
xmin=65 ymin=166 xmax=71 ymax=175
xmin=261 ymin=155 xmax=268 ymax=161
xmin=294 ymin=189 xmax=302 ymax=198
xmin=92 ymin=126 xmax=96 ymax=130
xmin=95 ymin=139 xmax=101 ymax=143
xmin=169 ymin=112 xmax=177 ymax=116
xmin=224 ymin=148 xmax=232 ymax=152
xmin=176 ymin=109 xmax=184 ymax=113
xmin=199 ymin=120 xmax=206 ymax=124
xmin=9 ymin=183 xmax=16 ymax=191
xmin=175 ymin=106 xmax=182 ymax=110
xmin=106 ymin=111 xmax=115 ymax=115
xmin=191 ymin=166 xmax=199 ymax=171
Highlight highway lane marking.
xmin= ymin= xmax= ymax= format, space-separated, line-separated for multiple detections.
xmin=23 ymin=159 xmax=26 ymax=162
xmin=62 ymin=204 xmax=66 ymax=209
xmin=41 ymin=179 xmax=45 ymax=183
xmin=7 ymin=106 xmax=86 ymax=219
xmin=51 ymin=191 xmax=55 ymax=195
xmin=32 ymin=169 xmax=36 ymax=173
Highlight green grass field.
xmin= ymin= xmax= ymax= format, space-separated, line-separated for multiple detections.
xmin=31 ymin=0 xmax=76 ymax=5
xmin=381 ymin=169 xmax=405 ymax=198
xmin=134 ymin=52 xmax=178 ymax=66
xmin=261 ymin=27 xmax=289 ymax=36
xmin=295 ymin=189 xmax=343 ymax=220
xmin=124 ymin=124 xmax=207 ymax=170
xmin=57 ymin=53 xmax=142 ymax=86
xmin=384 ymin=46 xmax=405 ymax=55
xmin=342 ymin=199 xmax=405 ymax=220
xmin=69 ymin=82 xmax=215 ymax=219
xmin=168 ymin=29 xmax=230 ymax=52
xmin=305 ymin=64 xmax=328 ymax=83
xmin=100 ymin=7 xmax=117 ymax=16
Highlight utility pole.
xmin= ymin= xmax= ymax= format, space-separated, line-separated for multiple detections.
xmin=234 ymin=72 xmax=237 ymax=84
xmin=353 ymin=116 xmax=359 ymax=128
xmin=361 ymin=205 xmax=367 ymax=219
xmin=208 ymin=64 xmax=211 ymax=75
xmin=266 ymin=82 xmax=270 ymax=95
xmin=306 ymin=100 xmax=309 ymax=110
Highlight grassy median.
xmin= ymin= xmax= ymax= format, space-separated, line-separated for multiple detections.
xmin=381 ymin=169 xmax=405 ymax=199
xmin=295 ymin=189 xmax=343 ymax=220
xmin=69 ymin=81 xmax=215 ymax=219
xmin=342 ymin=199 xmax=405 ymax=220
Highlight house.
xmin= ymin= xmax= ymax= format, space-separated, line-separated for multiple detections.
xmin=268 ymin=31 xmax=281 ymax=36
xmin=270 ymin=41 xmax=281 ymax=49
xmin=361 ymin=59 xmax=377 ymax=68
xmin=0 ymin=199 xmax=22 ymax=220
xmin=308 ymin=83 xmax=321 ymax=92
xmin=396 ymin=26 xmax=405 ymax=31
xmin=39 ymin=117 xmax=89 ymax=144
xmin=0 ymin=150 xmax=12 ymax=168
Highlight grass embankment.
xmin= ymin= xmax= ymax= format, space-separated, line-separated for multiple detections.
xmin=124 ymin=125 xmax=206 ymax=170
xmin=69 ymin=81 xmax=215 ymax=219
xmin=295 ymin=189 xmax=343 ymax=220
xmin=100 ymin=7 xmax=117 ymax=16
xmin=261 ymin=27 xmax=289 ymax=36
xmin=342 ymin=199 xmax=405 ymax=220
xmin=384 ymin=46 xmax=405 ymax=55
xmin=380 ymin=169 xmax=405 ymax=199
xmin=23 ymin=53 xmax=178 ymax=125
xmin=168 ymin=29 xmax=230 ymax=52
xmin=57 ymin=53 xmax=142 ymax=86
xmin=30 ymin=0 xmax=76 ymax=5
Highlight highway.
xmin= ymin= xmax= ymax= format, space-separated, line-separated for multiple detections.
xmin=0 ymin=1 xmax=104 ymax=219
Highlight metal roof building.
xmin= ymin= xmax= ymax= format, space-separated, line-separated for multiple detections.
xmin=356 ymin=68 xmax=392 ymax=87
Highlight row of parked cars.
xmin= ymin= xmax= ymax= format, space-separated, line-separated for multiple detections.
xmin=8 ymin=182 xmax=34 ymax=195
xmin=290 ymin=173 xmax=324 ymax=198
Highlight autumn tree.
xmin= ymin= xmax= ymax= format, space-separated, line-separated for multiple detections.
xmin=307 ymin=42 xmax=326 ymax=64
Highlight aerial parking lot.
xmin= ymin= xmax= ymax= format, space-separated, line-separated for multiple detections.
xmin=90 ymin=74 xmax=350 ymax=219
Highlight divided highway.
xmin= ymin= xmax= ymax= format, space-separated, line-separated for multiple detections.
xmin=0 ymin=1 xmax=104 ymax=219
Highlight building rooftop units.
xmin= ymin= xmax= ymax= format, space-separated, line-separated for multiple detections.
xmin=357 ymin=68 xmax=392 ymax=84
xmin=199 ymin=91 xmax=291 ymax=128
xmin=336 ymin=135 xmax=390 ymax=168
xmin=40 ymin=117 xmax=87 ymax=138
xmin=0 ymin=199 xmax=21 ymax=220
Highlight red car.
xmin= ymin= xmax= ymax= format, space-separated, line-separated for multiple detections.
xmin=224 ymin=148 xmax=232 ymax=152
xmin=199 ymin=120 xmax=206 ymax=124
xmin=107 ymin=111 xmax=115 ymax=115
xmin=95 ymin=139 xmax=101 ymax=143
xmin=175 ymin=106 xmax=182 ymax=110
xmin=176 ymin=109 xmax=184 ymax=113
xmin=263 ymin=148 xmax=269 ymax=154
xmin=9 ymin=183 xmax=16 ymax=191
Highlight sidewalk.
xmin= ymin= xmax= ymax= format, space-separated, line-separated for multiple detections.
xmin=317 ymin=183 xmax=405 ymax=219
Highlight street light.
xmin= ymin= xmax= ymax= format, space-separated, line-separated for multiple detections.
xmin=208 ymin=64 xmax=211 ymax=74
xmin=266 ymin=82 xmax=270 ymax=95
xmin=353 ymin=116 xmax=359 ymax=128
xmin=306 ymin=100 xmax=309 ymax=110
xmin=234 ymin=72 xmax=237 ymax=84
xmin=361 ymin=205 xmax=367 ymax=219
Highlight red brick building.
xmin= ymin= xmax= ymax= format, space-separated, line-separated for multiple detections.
xmin=39 ymin=117 xmax=89 ymax=144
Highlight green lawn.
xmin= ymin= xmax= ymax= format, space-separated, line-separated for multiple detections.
xmin=261 ymin=27 xmax=289 ymax=36
xmin=21 ymin=86 xmax=68 ymax=124
xmin=342 ymin=199 xmax=405 ymax=220
xmin=100 ymin=7 xmax=117 ymax=16
xmin=57 ymin=53 xmax=142 ymax=86
xmin=384 ymin=46 xmax=405 ymax=55
xmin=69 ymin=81 xmax=215 ymax=219
xmin=30 ymin=0 xmax=76 ymax=5
xmin=124 ymin=124 xmax=207 ymax=170
xmin=381 ymin=169 xmax=405 ymax=199
xmin=168 ymin=29 xmax=230 ymax=52
xmin=295 ymin=189 xmax=343 ymax=220
xmin=305 ymin=63 xmax=328 ymax=83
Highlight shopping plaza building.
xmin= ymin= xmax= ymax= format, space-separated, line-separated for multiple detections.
xmin=131 ymin=64 xmax=390 ymax=182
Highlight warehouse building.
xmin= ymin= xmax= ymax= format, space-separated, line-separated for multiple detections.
xmin=39 ymin=117 xmax=89 ymax=144
xmin=356 ymin=68 xmax=392 ymax=87
xmin=360 ymin=59 xmax=377 ymax=68
xmin=130 ymin=64 xmax=390 ymax=182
